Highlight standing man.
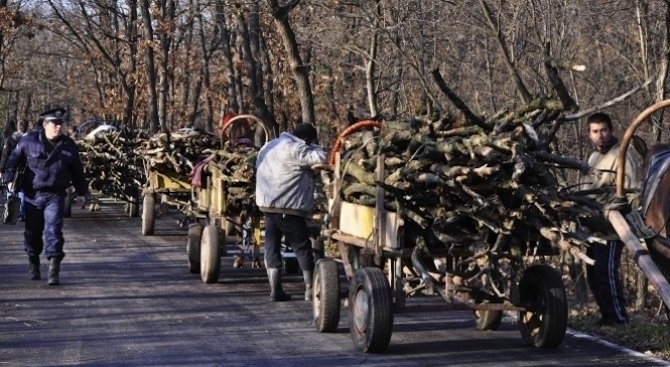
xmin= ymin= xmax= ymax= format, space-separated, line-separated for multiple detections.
xmin=255 ymin=123 xmax=326 ymax=302
xmin=1 ymin=119 xmax=30 ymax=220
xmin=582 ymin=112 xmax=639 ymax=325
xmin=3 ymin=108 xmax=87 ymax=285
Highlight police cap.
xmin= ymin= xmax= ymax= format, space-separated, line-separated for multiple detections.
xmin=40 ymin=107 xmax=67 ymax=124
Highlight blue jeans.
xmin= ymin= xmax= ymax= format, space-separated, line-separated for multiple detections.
xmin=23 ymin=191 xmax=65 ymax=261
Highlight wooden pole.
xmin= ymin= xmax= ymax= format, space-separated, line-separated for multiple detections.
xmin=606 ymin=209 xmax=670 ymax=309
xmin=617 ymin=99 xmax=670 ymax=198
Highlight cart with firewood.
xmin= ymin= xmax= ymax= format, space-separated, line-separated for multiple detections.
xmin=75 ymin=128 xmax=147 ymax=218
xmin=312 ymin=115 xmax=605 ymax=353
xmin=141 ymin=128 xmax=221 ymax=236
xmin=184 ymin=114 xmax=275 ymax=283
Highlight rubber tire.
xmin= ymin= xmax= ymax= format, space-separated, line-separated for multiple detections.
xmin=313 ymin=258 xmax=340 ymax=332
xmin=474 ymin=306 xmax=503 ymax=331
xmin=187 ymin=223 xmax=202 ymax=274
xmin=128 ymin=199 xmax=139 ymax=218
xmin=63 ymin=191 xmax=72 ymax=218
xmin=349 ymin=267 xmax=393 ymax=353
xmin=141 ymin=194 xmax=155 ymax=236
xmin=517 ymin=264 xmax=568 ymax=348
xmin=200 ymin=222 xmax=221 ymax=284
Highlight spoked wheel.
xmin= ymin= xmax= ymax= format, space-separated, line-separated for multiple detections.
xmin=349 ymin=267 xmax=393 ymax=353
xmin=141 ymin=194 xmax=155 ymax=236
xmin=313 ymin=258 xmax=340 ymax=332
xmin=187 ymin=223 xmax=203 ymax=274
xmin=517 ymin=264 xmax=567 ymax=348
xmin=200 ymin=221 xmax=221 ymax=284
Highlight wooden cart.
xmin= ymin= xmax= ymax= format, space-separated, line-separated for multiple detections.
xmin=185 ymin=114 xmax=273 ymax=284
xmin=312 ymin=121 xmax=569 ymax=353
xmin=141 ymin=168 xmax=192 ymax=236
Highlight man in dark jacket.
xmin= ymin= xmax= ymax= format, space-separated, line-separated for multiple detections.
xmin=3 ymin=108 xmax=87 ymax=285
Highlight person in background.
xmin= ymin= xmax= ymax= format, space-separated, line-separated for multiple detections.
xmin=581 ymin=112 xmax=639 ymax=325
xmin=255 ymin=123 xmax=326 ymax=301
xmin=0 ymin=119 xmax=30 ymax=220
xmin=3 ymin=107 xmax=87 ymax=285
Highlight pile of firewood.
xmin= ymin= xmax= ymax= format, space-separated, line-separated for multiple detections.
xmin=331 ymin=100 xmax=610 ymax=259
xmin=77 ymin=129 xmax=147 ymax=200
xmin=142 ymin=129 xmax=221 ymax=177
xmin=204 ymin=141 xmax=259 ymax=216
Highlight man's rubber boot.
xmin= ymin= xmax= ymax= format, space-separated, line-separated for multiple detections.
xmin=267 ymin=268 xmax=291 ymax=302
xmin=48 ymin=258 xmax=61 ymax=286
xmin=29 ymin=256 xmax=40 ymax=280
xmin=303 ymin=270 xmax=313 ymax=301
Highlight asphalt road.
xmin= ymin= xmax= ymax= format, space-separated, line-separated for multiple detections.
xmin=1 ymin=202 xmax=668 ymax=366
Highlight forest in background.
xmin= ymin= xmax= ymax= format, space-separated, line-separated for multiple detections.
xmin=0 ymin=0 xmax=668 ymax=154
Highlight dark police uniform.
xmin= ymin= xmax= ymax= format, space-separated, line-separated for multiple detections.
xmin=3 ymin=109 xmax=87 ymax=272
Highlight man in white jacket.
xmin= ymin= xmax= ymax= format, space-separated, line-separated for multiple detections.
xmin=255 ymin=123 xmax=326 ymax=301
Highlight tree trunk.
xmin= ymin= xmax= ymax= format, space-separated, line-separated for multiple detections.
xmin=267 ymin=0 xmax=315 ymax=125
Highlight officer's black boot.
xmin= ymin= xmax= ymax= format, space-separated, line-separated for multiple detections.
xmin=267 ymin=268 xmax=291 ymax=302
xmin=28 ymin=256 xmax=40 ymax=280
xmin=48 ymin=258 xmax=61 ymax=286
xmin=303 ymin=270 xmax=313 ymax=301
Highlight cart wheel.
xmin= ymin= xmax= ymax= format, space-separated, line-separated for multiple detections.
xmin=473 ymin=304 xmax=503 ymax=331
xmin=141 ymin=194 xmax=155 ymax=236
xmin=63 ymin=191 xmax=72 ymax=218
xmin=517 ymin=264 xmax=567 ymax=348
xmin=200 ymin=222 xmax=221 ymax=283
xmin=349 ymin=267 xmax=393 ymax=353
xmin=128 ymin=199 xmax=139 ymax=218
xmin=187 ymin=223 xmax=202 ymax=274
xmin=314 ymin=258 xmax=340 ymax=332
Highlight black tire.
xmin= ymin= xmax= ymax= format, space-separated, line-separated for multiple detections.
xmin=63 ymin=191 xmax=72 ymax=218
xmin=517 ymin=264 xmax=568 ymax=348
xmin=349 ymin=267 xmax=393 ymax=353
xmin=314 ymin=258 xmax=340 ymax=332
xmin=474 ymin=306 xmax=503 ymax=331
xmin=200 ymin=222 xmax=220 ymax=284
xmin=187 ymin=223 xmax=202 ymax=274
xmin=128 ymin=199 xmax=139 ymax=218
xmin=141 ymin=194 xmax=155 ymax=236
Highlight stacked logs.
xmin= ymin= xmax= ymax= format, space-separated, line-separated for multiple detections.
xmin=142 ymin=129 xmax=221 ymax=177
xmin=203 ymin=141 xmax=259 ymax=216
xmin=332 ymin=102 xmax=610 ymax=260
xmin=77 ymin=129 xmax=147 ymax=200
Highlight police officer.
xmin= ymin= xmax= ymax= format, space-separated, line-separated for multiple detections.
xmin=255 ymin=123 xmax=326 ymax=301
xmin=3 ymin=107 xmax=87 ymax=285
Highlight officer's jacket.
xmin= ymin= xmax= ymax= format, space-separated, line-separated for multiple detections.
xmin=3 ymin=130 xmax=87 ymax=196
xmin=255 ymin=132 xmax=326 ymax=217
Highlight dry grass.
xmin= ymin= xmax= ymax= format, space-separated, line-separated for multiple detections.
xmin=568 ymin=303 xmax=670 ymax=361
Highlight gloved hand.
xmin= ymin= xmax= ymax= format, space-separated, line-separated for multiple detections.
xmin=75 ymin=196 xmax=86 ymax=208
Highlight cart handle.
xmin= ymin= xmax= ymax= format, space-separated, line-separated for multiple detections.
xmin=328 ymin=120 xmax=382 ymax=165
xmin=220 ymin=114 xmax=274 ymax=148
xmin=617 ymin=99 xmax=670 ymax=198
